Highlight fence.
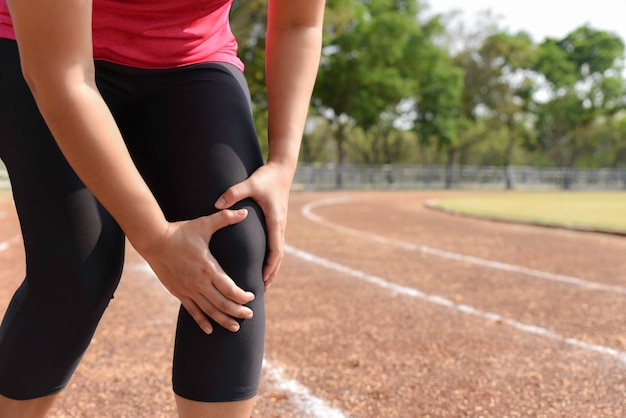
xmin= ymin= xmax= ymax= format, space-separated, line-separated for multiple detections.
xmin=0 ymin=162 xmax=624 ymax=191
xmin=293 ymin=163 xmax=626 ymax=191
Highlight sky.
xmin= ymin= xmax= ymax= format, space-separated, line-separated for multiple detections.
xmin=425 ymin=0 xmax=626 ymax=43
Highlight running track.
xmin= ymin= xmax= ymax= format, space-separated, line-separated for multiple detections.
xmin=1 ymin=190 xmax=625 ymax=417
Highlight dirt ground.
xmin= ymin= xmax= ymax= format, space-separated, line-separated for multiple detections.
xmin=1 ymin=190 xmax=626 ymax=417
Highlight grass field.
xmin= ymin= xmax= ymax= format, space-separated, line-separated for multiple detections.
xmin=431 ymin=191 xmax=626 ymax=234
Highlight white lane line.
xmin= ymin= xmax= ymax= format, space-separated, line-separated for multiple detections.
xmin=263 ymin=360 xmax=348 ymax=418
xmin=285 ymin=244 xmax=626 ymax=364
xmin=302 ymin=197 xmax=626 ymax=295
xmin=419 ymin=246 xmax=626 ymax=294
xmin=128 ymin=261 xmax=347 ymax=418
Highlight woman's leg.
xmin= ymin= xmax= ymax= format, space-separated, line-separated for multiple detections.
xmin=112 ymin=62 xmax=266 ymax=416
xmin=174 ymin=396 xmax=255 ymax=418
xmin=0 ymin=394 xmax=58 ymax=418
xmin=0 ymin=39 xmax=126 ymax=413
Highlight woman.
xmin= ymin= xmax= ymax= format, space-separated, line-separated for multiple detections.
xmin=0 ymin=0 xmax=325 ymax=416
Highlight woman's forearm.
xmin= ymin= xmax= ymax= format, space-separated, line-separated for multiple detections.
xmin=265 ymin=0 xmax=325 ymax=175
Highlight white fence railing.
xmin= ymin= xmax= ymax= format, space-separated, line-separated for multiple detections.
xmin=293 ymin=163 xmax=626 ymax=190
xmin=0 ymin=161 xmax=624 ymax=191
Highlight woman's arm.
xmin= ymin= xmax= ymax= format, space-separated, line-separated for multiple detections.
xmin=216 ymin=0 xmax=326 ymax=288
xmin=265 ymin=0 xmax=326 ymax=169
xmin=7 ymin=0 xmax=255 ymax=334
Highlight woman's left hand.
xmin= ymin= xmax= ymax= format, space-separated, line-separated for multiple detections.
xmin=215 ymin=161 xmax=294 ymax=289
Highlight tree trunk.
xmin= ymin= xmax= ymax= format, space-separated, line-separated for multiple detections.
xmin=503 ymin=129 xmax=516 ymax=190
xmin=335 ymin=124 xmax=346 ymax=189
xmin=504 ymin=165 xmax=513 ymax=190
xmin=562 ymin=168 xmax=574 ymax=190
xmin=445 ymin=148 xmax=457 ymax=189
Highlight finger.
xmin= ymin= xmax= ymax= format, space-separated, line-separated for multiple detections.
xmin=200 ymin=288 xmax=254 ymax=328
xmin=210 ymin=267 xmax=256 ymax=305
xmin=198 ymin=208 xmax=248 ymax=239
xmin=262 ymin=218 xmax=284 ymax=285
xmin=263 ymin=243 xmax=284 ymax=290
xmin=181 ymin=298 xmax=214 ymax=334
xmin=215 ymin=180 xmax=253 ymax=210
xmin=263 ymin=249 xmax=283 ymax=289
xmin=183 ymin=290 xmax=252 ymax=333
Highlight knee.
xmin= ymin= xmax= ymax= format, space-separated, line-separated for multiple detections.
xmin=209 ymin=198 xmax=266 ymax=291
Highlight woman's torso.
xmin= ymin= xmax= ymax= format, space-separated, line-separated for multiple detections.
xmin=0 ymin=0 xmax=243 ymax=70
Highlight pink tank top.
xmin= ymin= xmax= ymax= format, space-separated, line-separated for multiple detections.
xmin=0 ymin=0 xmax=244 ymax=70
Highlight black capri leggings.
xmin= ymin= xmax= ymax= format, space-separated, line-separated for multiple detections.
xmin=0 ymin=38 xmax=267 ymax=402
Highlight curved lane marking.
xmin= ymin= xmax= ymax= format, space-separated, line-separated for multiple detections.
xmin=129 ymin=261 xmax=348 ymax=418
xmin=262 ymin=360 xmax=348 ymax=418
xmin=285 ymin=244 xmax=626 ymax=364
xmin=301 ymin=197 xmax=626 ymax=295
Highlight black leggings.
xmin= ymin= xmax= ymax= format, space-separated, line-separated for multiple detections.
xmin=0 ymin=38 xmax=266 ymax=402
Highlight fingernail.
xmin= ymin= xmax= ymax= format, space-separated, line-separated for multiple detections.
xmin=246 ymin=291 xmax=255 ymax=301
xmin=230 ymin=323 xmax=240 ymax=332
xmin=215 ymin=197 xmax=226 ymax=208
xmin=245 ymin=308 xmax=254 ymax=319
xmin=238 ymin=208 xmax=248 ymax=216
xmin=203 ymin=325 xmax=213 ymax=334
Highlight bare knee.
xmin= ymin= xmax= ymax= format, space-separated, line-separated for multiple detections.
xmin=0 ymin=393 xmax=59 ymax=418
xmin=175 ymin=394 xmax=256 ymax=418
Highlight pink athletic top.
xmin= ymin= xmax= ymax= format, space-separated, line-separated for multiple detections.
xmin=0 ymin=0 xmax=244 ymax=70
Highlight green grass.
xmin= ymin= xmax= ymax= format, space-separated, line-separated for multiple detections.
xmin=433 ymin=191 xmax=626 ymax=234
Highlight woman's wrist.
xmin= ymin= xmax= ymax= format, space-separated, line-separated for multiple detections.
xmin=122 ymin=210 xmax=170 ymax=253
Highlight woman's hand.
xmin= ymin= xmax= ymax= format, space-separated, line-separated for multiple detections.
xmin=135 ymin=209 xmax=256 ymax=335
xmin=215 ymin=162 xmax=293 ymax=289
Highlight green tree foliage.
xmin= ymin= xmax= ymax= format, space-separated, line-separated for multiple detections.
xmin=413 ymin=47 xmax=465 ymax=188
xmin=471 ymin=31 xmax=537 ymax=188
xmin=531 ymin=26 xmax=626 ymax=187
xmin=315 ymin=0 xmax=422 ymax=128
xmin=413 ymin=44 xmax=464 ymax=151
xmin=313 ymin=0 xmax=438 ymax=186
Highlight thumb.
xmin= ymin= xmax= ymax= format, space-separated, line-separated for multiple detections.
xmin=215 ymin=180 xmax=252 ymax=210
xmin=198 ymin=208 xmax=248 ymax=239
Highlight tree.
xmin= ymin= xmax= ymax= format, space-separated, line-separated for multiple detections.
xmin=531 ymin=25 xmax=626 ymax=187
xmin=436 ymin=10 xmax=507 ymax=188
xmin=412 ymin=45 xmax=464 ymax=188
xmin=472 ymin=31 xmax=537 ymax=189
xmin=313 ymin=0 xmax=433 ymax=187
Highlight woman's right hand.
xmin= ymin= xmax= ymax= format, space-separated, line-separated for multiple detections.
xmin=134 ymin=209 xmax=255 ymax=334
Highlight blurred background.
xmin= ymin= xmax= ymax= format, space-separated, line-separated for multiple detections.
xmin=228 ymin=0 xmax=626 ymax=191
